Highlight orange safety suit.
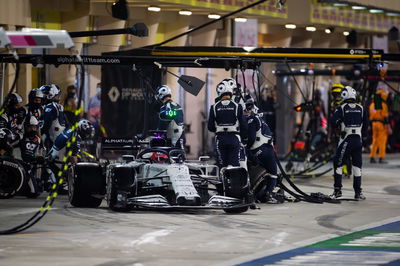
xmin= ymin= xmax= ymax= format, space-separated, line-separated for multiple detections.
xmin=369 ymin=91 xmax=389 ymax=159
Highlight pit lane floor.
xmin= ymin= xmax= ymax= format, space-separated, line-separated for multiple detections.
xmin=0 ymin=154 xmax=399 ymax=266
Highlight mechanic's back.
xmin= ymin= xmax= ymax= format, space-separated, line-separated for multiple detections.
xmin=208 ymin=79 xmax=247 ymax=168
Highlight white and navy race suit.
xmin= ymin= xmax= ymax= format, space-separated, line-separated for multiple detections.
xmin=330 ymin=99 xmax=368 ymax=193
xmin=247 ymin=113 xmax=277 ymax=194
xmin=208 ymin=99 xmax=248 ymax=168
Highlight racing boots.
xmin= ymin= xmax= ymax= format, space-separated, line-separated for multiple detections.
xmin=266 ymin=193 xmax=279 ymax=204
xmin=330 ymin=189 xmax=342 ymax=199
xmin=370 ymin=157 xmax=377 ymax=163
xmin=379 ymin=158 xmax=388 ymax=164
xmin=355 ymin=192 xmax=366 ymax=201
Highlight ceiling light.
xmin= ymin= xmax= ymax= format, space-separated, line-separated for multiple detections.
xmin=343 ymin=31 xmax=350 ymax=36
xmin=208 ymin=13 xmax=221 ymax=19
xmin=306 ymin=26 xmax=317 ymax=32
xmin=325 ymin=28 xmax=332 ymax=34
xmin=352 ymin=6 xmax=367 ymax=10
xmin=285 ymin=24 xmax=296 ymax=29
xmin=234 ymin=17 xmax=247 ymax=22
xmin=387 ymin=12 xmax=400 ymax=17
xmin=369 ymin=9 xmax=383 ymax=14
xmin=179 ymin=10 xmax=192 ymax=16
xmin=147 ymin=6 xmax=161 ymax=12
xmin=333 ymin=3 xmax=348 ymax=7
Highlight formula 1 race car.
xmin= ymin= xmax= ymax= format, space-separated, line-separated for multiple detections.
xmin=67 ymin=132 xmax=253 ymax=213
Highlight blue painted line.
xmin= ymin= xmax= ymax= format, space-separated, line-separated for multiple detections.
xmin=236 ymin=221 xmax=400 ymax=266
xmin=371 ymin=221 xmax=400 ymax=231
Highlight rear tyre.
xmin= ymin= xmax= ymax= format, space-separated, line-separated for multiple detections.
xmin=0 ymin=158 xmax=26 ymax=199
xmin=68 ymin=163 xmax=105 ymax=208
xmin=222 ymin=167 xmax=250 ymax=214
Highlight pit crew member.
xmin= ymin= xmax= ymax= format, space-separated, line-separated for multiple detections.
xmin=244 ymin=96 xmax=278 ymax=204
xmin=40 ymin=84 xmax=67 ymax=149
xmin=208 ymin=79 xmax=248 ymax=168
xmin=156 ymin=85 xmax=185 ymax=150
xmin=330 ymin=86 xmax=368 ymax=200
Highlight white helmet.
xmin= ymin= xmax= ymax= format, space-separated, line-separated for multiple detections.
xmin=221 ymin=78 xmax=237 ymax=92
xmin=40 ymin=84 xmax=61 ymax=102
xmin=78 ymin=119 xmax=95 ymax=140
xmin=28 ymin=116 xmax=39 ymax=126
xmin=341 ymin=86 xmax=357 ymax=101
xmin=216 ymin=80 xmax=233 ymax=97
xmin=156 ymin=85 xmax=172 ymax=101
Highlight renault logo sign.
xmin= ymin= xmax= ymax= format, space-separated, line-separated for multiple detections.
xmin=108 ymin=86 xmax=120 ymax=102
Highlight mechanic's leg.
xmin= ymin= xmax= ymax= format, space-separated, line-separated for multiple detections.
xmin=257 ymin=145 xmax=278 ymax=194
xmin=225 ymin=135 xmax=241 ymax=167
xmin=351 ymin=137 xmax=363 ymax=196
xmin=370 ymin=123 xmax=379 ymax=160
xmin=333 ymin=140 xmax=349 ymax=195
xmin=217 ymin=135 xmax=236 ymax=168
xmin=175 ymin=133 xmax=186 ymax=151
xmin=239 ymin=144 xmax=247 ymax=170
xmin=26 ymin=170 xmax=39 ymax=195
xmin=215 ymin=136 xmax=226 ymax=168
xmin=378 ymin=125 xmax=388 ymax=160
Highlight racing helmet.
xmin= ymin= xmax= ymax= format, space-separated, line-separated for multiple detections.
xmin=222 ymin=78 xmax=238 ymax=93
xmin=27 ymin=116 xmax=39 ymax=126
xmin=40 ymin=84 xmax=61 ymax=102
xmin=216 ymin=80 xmax=233 ymax=97
xmin=77 ymin=119 xmax=95 ymax=140
xmin=341 ymin=86 xmax=357 ymax=101
xmin=0 ymin=128 xmax=13 ymax=144
xmin=376 ymin=89 xmax=388 ymax=101
xmin=331 ymin=83 xmax=344 ymax=99
xmin=5 ymin=93 xmax=23 ymax=114
xmin=25 ymin=116 xmax=39 ymax=137
xmin=156 ymin=85 xmax=172 ymax=101
xmin=28 ymin=88 xmax=44 ymax=108
xmin=244 ymin=94 xmax=255 ymax=111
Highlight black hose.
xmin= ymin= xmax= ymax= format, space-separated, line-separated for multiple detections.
xmin=0 ymin=57 xmax=85 ymax=235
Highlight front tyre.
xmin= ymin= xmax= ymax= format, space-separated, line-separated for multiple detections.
xmin=0 ymin=158 xmax=26 ymax=199
xmin=68 ymin=163 xmax=105 ymax=208
xmin=107 ymin=166 xmax=136 ymax=212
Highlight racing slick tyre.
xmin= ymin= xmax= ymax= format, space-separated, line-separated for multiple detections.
xmin=68 ymin=162 xmax=105 ymax=208
xmin=0 ymin=158 xmax=26 ymax=199
xmin=221 ymin=167 xmax=249 ymax=214
xmin=107 ymin=166 xmax=136 ymax=212
xmin=248 ymin=165 xmax=268 ymax=195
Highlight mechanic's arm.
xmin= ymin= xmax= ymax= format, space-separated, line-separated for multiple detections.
xmin=41 ymin=106 xmax=56 ymax=136
xmin=207 ymin=105 xmax=216 ymax=132
xmin=383 ymin=103 xmax=390 ymax=124
xmin=329 ymin=107 xmax=342 ymax=129
xmin=0 ymin=114 xmax=8 ymax=129
xmin=238 ymin=105 xmax=248 ymax=143
xmin=362 ymin=107 xmax=369 ymax=137
xmin=246 ymin=117 xmax=257 ymax=149
xmin=48 ymin=129 xmax=71 ymax=159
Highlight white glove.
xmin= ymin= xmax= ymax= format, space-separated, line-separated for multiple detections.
xmin=47 ymin=147 xmax=59 ymax=161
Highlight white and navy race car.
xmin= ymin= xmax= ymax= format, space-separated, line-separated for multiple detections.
xmin=68 ymin=134 xmax=253 ymax=214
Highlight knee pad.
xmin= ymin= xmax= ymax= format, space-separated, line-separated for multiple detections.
xmin=352 ymin=166 xmax=361 ymax=177
xmin=335 ymin=167 xmax=343 ymax=175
